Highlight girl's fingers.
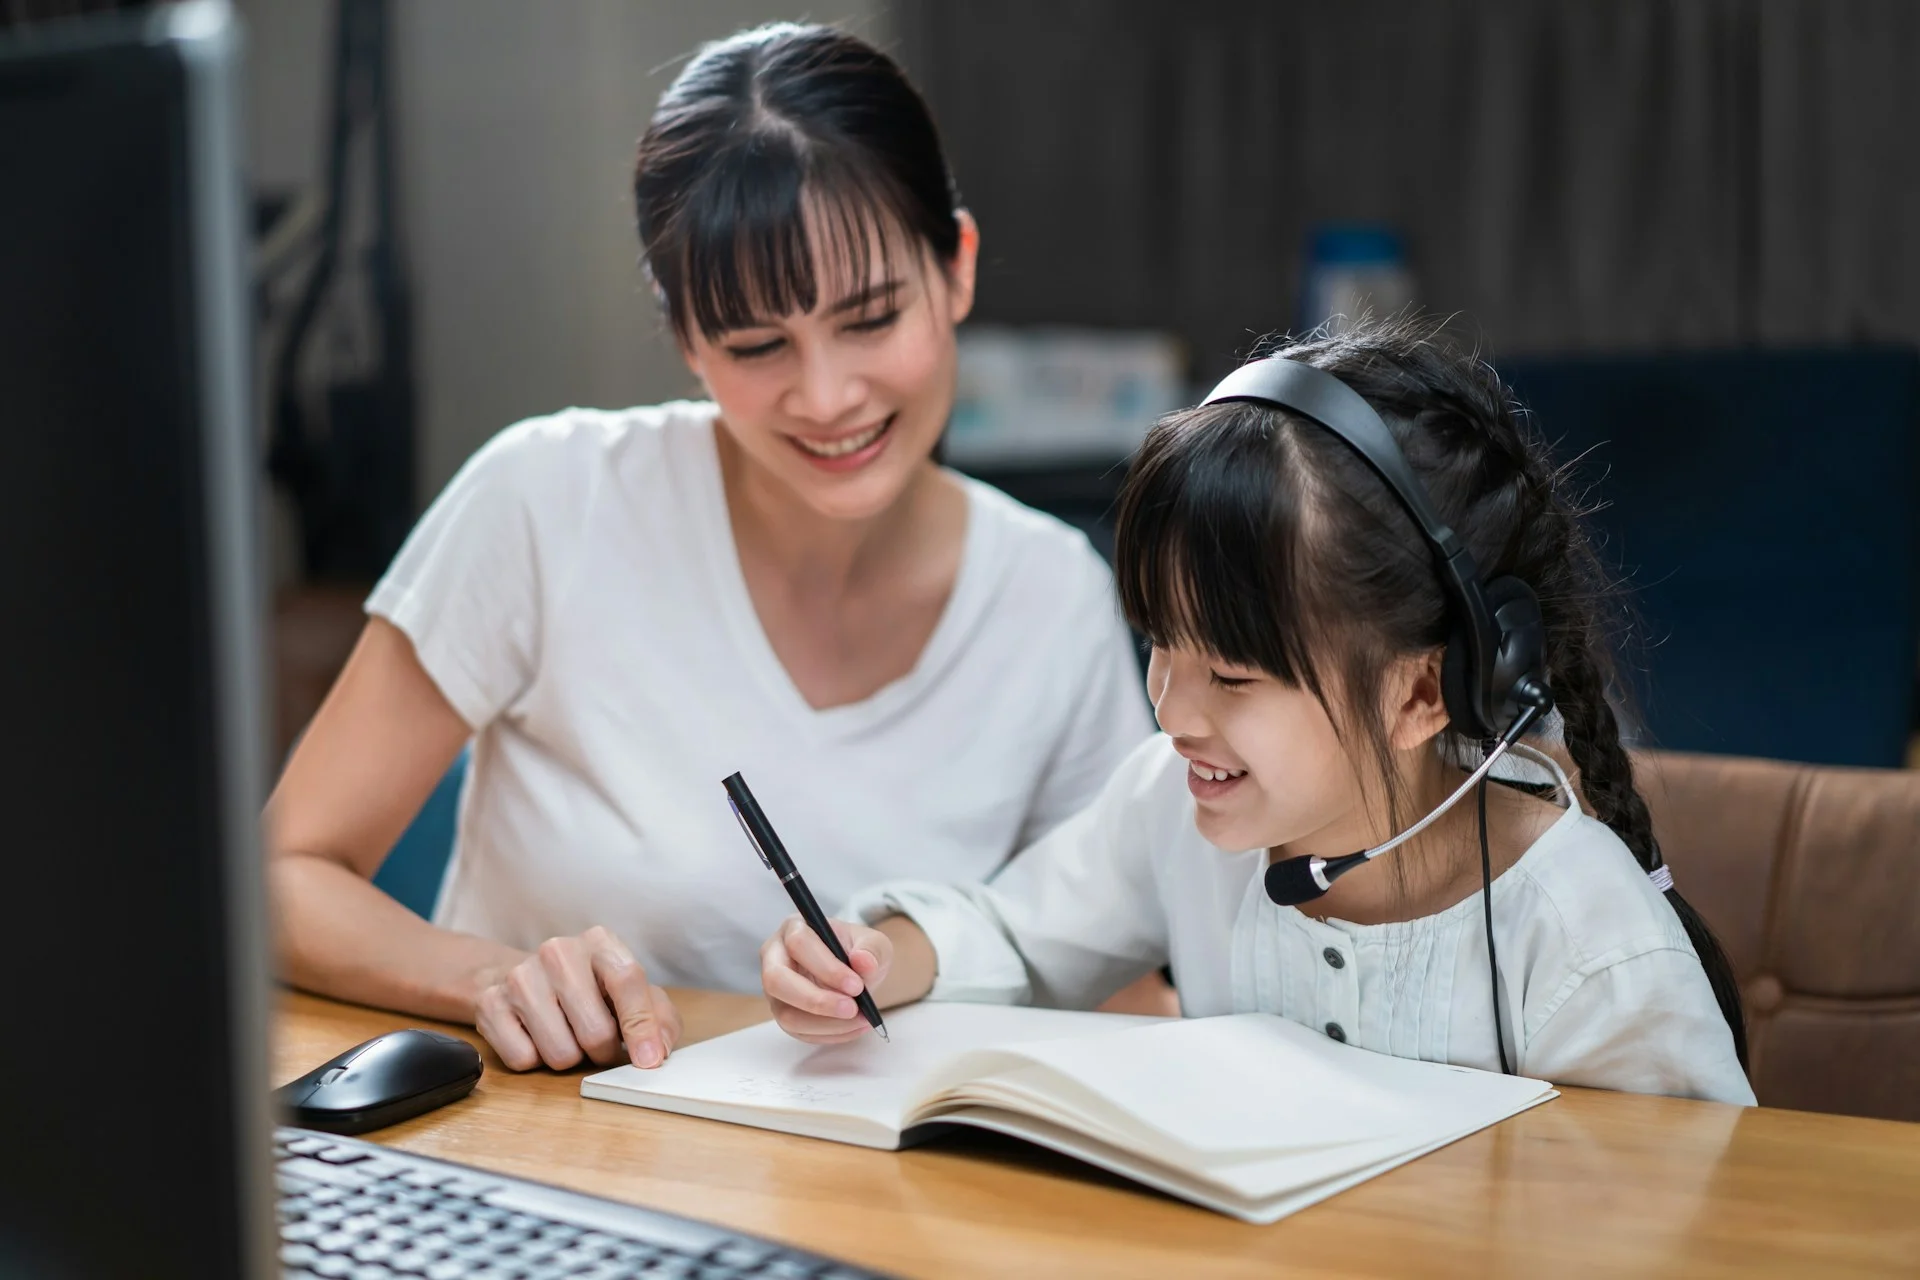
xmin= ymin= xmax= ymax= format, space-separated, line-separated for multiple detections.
xmin=773 ymin=1004 xmax=875 ymax=1042
xmin=764 ymin=956 xmax=859 ymax=1019
xmin=781 ymin=918 xmax=865 ymax=996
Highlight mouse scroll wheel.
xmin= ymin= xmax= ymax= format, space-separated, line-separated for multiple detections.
xmin=319 ymin=1067 xmax=347 ymax=1086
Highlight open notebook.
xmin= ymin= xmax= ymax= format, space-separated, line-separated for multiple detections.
xmin=582 ymin=1004 xmax=1555 ymax=1223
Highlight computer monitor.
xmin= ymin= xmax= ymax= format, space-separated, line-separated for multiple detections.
xmin=0 ymin=4 xmax=274 ymax=1277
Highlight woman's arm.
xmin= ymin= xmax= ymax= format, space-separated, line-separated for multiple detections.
xmin=267 ymin=618 xmax=679 ymax=1070
xmin=268 ymin=618 xmax=510 ymax=1017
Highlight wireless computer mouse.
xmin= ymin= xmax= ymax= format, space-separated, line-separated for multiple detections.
xmin=275 ymin=1029 xmax=483 ymax=1135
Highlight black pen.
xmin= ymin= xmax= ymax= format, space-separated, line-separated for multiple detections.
xmin=722 ymin=771 xmax=889 ymax=1042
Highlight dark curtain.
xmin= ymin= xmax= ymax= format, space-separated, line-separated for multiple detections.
xmin=898 ymin=0 xmax=1920 ymax=377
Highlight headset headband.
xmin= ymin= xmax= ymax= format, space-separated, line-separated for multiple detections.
xmin=1201 ymin=357 xmax=1498 ymax=716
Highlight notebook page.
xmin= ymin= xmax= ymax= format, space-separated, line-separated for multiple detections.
xmin=944 ymin=1092 xmax=1555 ymax=1224
xmin=582 ymin=1003 xmax=1155 ymax=1147
xmin=941 ymin=1013 xmax=1553 ymax=1158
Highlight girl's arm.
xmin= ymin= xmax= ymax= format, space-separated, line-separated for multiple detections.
xmin=759 ymin=736 xmax=1178 ymax=1039
xmin=1522 ymin=948 xmax=1755 ymax=1105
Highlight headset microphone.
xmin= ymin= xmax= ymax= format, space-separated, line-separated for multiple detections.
xmin=1263 ymin=680 xmax=1553 ymax=907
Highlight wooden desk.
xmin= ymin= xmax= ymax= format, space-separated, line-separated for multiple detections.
xmin=277 ymin=990 xmax=1920 ymax=1279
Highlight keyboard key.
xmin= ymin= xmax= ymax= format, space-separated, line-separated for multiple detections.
xmin=316 ymin=1145 xmax=373 ymax=1165
xmin=349 ymin=1239 xmax=397 ymax=1264
xmin=572 ymin=1266 xmax=633 ymax=1280
xmin=760 ymin=1260 xmax=821 ymax=1280
xmin=350 ymin=1266 xmax=394 ymax=1280
xmin=282 ymin=1157 xmax=375 ymax=1189
xmin=707 ymin=1240 xmax=781 ymax=1270
xmin=313 ymin=1258 xmax=356 ymax=1279
xmin=280 ymin=1242 xmax=321 ymax=1267
xmin=316 ymin=1231 xmax=358 ymax=1254
xmin=424 ymin=1264 xmax=466 ymax=1280
xmin=283 ymin=1221 xmax=325 ymax=1244
xmin=288 ymin=1135 xmax=332 ymax=1156
xmin=279 ymin=1172 xmax=321 ymax=1197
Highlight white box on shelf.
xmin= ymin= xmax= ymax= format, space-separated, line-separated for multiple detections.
xmin=947 ymin=326 xmax=1186 ymax=468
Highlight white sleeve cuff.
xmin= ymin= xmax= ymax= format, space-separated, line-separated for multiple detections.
xmin=840 ymin=881 xmax=1034 ymax=1006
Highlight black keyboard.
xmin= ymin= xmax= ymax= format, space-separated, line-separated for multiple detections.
xmin=274 ymin=1127 xmax=890 ymax=1280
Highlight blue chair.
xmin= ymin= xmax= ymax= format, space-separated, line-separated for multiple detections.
xmin=372 ymin=747 xmax=468 ymax=918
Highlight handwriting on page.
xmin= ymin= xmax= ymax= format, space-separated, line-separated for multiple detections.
xmin=727 ymin=1077 xmax=858 ymax=1106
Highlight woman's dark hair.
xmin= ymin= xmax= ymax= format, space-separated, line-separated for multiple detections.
xmin=1115 ymin=315 xmax=1748 ymax=1071
xmin=632 ymin=23 xmax=961 ymax=343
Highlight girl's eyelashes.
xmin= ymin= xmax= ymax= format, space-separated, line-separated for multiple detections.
xmin=1209 ymin=670 xmax=1256 ymax=690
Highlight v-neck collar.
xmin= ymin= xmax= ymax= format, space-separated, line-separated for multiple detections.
xmin=691 ymin=412 xmax=993 ymax=743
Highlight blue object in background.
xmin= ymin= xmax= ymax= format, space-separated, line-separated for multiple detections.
xmin=1300 ymin=224 xmax=1415 ymax=333
xmin=1501 ymin=347 xmax=1920 ymax=767
xmin=372 ymin=747 xmax=468 ymax=918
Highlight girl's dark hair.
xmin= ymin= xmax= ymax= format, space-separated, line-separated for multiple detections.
xmin=1115 ymin=315 xmax=1748 ymax=1071
xmin=632 ymin=23 xmax=961 ymax=343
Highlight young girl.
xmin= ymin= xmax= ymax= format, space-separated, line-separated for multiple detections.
xmin=759 ymin=317 xmax=1755 ymax=1104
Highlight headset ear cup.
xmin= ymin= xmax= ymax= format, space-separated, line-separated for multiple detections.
xmin=1483 ymin=575 xmax=1549 ymax=724
xmin=1440 ymin=617 xmax=1488 ymax=739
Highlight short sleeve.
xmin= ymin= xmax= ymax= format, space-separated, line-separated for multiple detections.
xmin=842 ymin=735 xmax=1175 ymax=1010
xmin=366 ymin=419 xmax=585 ymax=728
xmin=1523 ymin=948 xmax=1756 ymax=1105
xmin=1014 ymin=548 xmax=1155 ymax=847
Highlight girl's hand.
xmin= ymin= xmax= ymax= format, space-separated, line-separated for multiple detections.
xmin=760 ymin=914 xmax=893 ymax=1043
xmin=472 ymin=925 xmax=682 ymax=1071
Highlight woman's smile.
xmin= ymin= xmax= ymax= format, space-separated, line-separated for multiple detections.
xmin=786 ymin=412 xmax=897 ymax=471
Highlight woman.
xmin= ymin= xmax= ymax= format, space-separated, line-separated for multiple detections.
xmin=266 ymin=23 xmax=1154 ymax=1073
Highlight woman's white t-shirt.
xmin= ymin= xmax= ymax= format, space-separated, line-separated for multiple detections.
xmin=367 ymin=401 xmax=1154 ymax=992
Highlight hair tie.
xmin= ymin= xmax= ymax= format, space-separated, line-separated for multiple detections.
xmin=1647 ymin=864 xmax=1674 ymax=893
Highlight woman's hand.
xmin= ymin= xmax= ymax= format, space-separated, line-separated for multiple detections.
xmin=760 ymin=915 xmax=893 ymax=1044
xmin=473 ymin=925 xmax=681 ymax=1071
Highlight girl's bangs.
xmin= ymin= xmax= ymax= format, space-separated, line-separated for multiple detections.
xmin=1116 ymin=404 xmax=1322 ymax=687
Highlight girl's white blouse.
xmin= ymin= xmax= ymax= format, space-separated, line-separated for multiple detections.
xmin=845 ymin=735 xmax=1755 ymax=1105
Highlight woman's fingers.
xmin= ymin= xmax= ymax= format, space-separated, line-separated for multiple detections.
xmin=587 ymin=931 xmax=671 ymax=1067
xmin=502 ymin=955 xmax=586 ymax=1070
xmin=473 ymin=982 xmax=541 ymax=1072
xmin=651 ymin=984 xmax=683 ymax=1055
xmin=539 ymin=935 xmax=622 ymax=1066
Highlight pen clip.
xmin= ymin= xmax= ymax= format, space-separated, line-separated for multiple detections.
xmin=728 ymin=796 xmax=773 ymax=870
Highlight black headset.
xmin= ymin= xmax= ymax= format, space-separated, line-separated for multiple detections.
xmin=1202 ymin=357 xmax=1556 ymax=1075
xmin=1202 ymin=357 xmax=1552 ymax=740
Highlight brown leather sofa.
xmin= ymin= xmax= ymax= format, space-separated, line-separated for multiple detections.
xmin=1637 ymin=750 xmax=1920 ymax=1121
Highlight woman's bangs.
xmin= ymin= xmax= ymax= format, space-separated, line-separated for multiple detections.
xmin=664 ymin=141 xmax=915 ymax=342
